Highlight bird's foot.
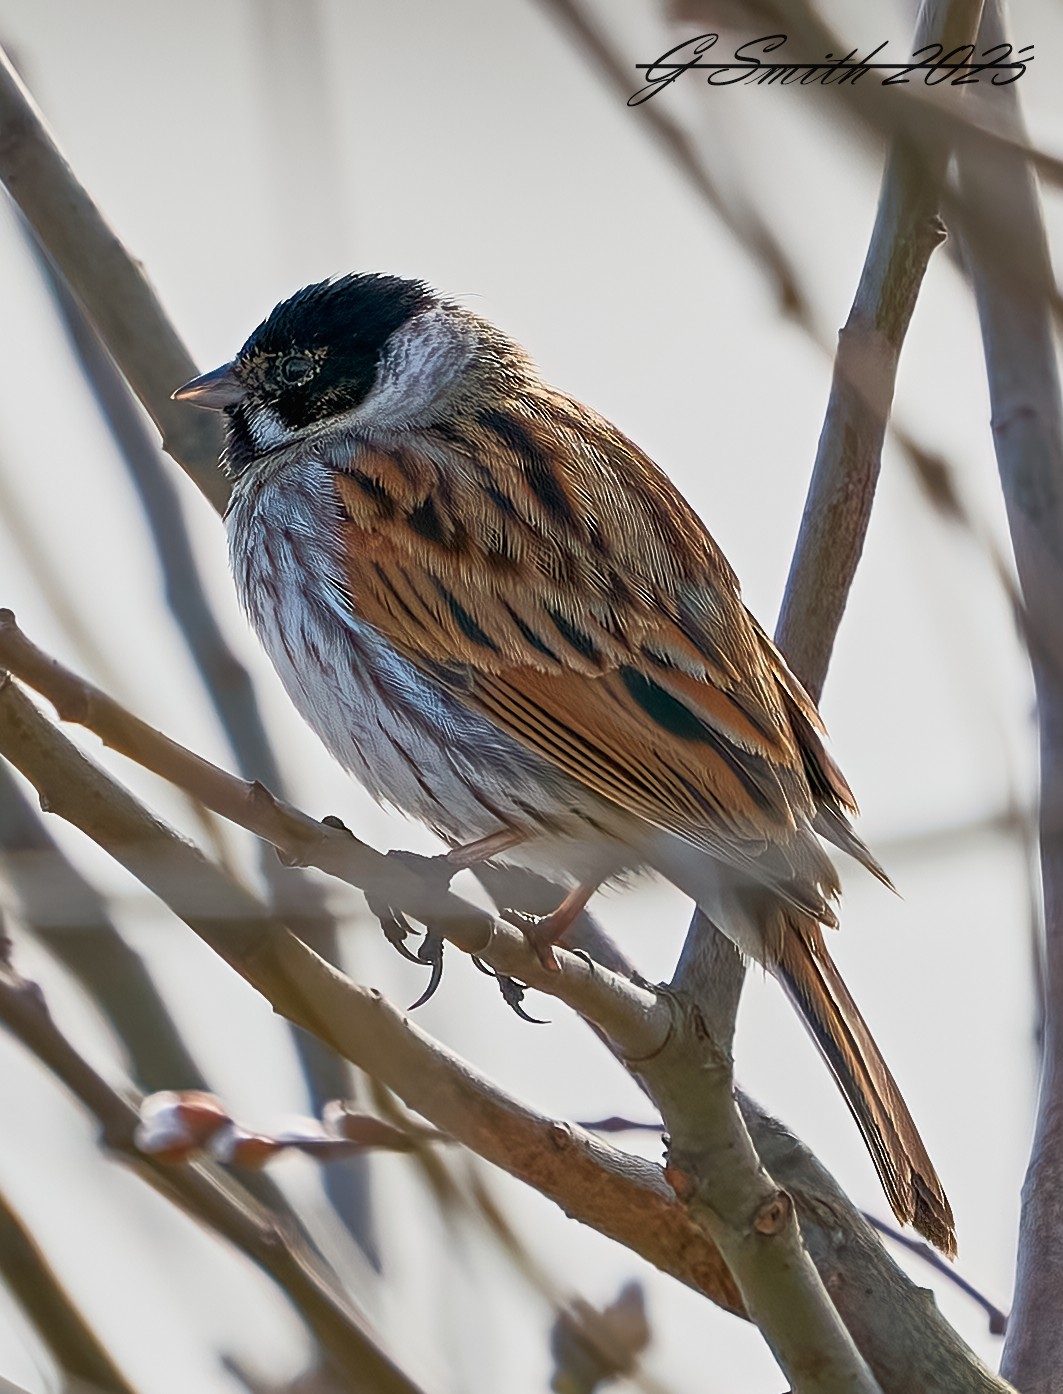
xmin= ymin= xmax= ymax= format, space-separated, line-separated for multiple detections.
xmin=366 ymin=848 xmax=458 ymax=1006
xmin=503 ymin=880 xmax=602 ymax=973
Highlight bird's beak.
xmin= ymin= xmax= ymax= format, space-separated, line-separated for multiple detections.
xmin=172 ymin=362 xmax=246 ymax=410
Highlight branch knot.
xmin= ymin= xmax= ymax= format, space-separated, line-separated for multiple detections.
xmin=752 ymin=1190 xmax=793 ymax=1237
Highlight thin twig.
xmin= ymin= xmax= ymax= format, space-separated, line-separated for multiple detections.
xmin=0 ymin=47 xmax=226 ymax=509
xmin=954 ymin=3 xmax=1063 ymax=1390
xmin=0 ymin=959 xmax=424 ymax=1394
xmin=776 ymin=0 xmax=984 ymax=695
xmin=0 ymin=1183 xmax=139 ymax=1394
xmin=0 ymin=759 xmax=204 ymax=1092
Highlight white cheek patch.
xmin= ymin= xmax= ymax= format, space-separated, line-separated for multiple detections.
xmin=246 ymin=402 xmax=291 ymax=451
xmin=328 ymin=307 xmax=476 ymax=434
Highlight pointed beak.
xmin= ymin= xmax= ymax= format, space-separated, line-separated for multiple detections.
xmin=172 ymin=362 xmax=246 ymax=410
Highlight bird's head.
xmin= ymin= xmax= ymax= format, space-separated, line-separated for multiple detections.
xmin=173 ymin=273 xmax=500 ymax=475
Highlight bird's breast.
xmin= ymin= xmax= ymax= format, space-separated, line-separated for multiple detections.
xmin=224 ymin=455 xmax=625 ymax=876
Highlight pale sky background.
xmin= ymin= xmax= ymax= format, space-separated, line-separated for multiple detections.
xmin=0 ymin=1 xmax=1061 ymax=1391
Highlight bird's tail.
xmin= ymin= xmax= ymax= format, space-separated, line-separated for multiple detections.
xmin=775 ymin=921 xmax=956 ymax=1256
xmin=646 ymin=837 xmax=955 ymax=1252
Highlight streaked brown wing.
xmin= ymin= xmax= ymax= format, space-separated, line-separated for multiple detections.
xmin=329 ymin=388 xmax=855 ymax=864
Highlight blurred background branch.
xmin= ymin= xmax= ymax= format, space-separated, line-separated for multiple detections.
xmin=954 ymin=3 xmax=1063 ymax=1391
xmin=0 ymin=957 xmax=422 ymax=1394
xmin=775 ymin=0 xmax=982 ymax=692
xmin=0 ymin=1183 xmax=139 ymax=1394
xmin=0 ymin=757 xmax=205 ymax=1092
xmin=0 ymin=50 xmax=225 ymax=509
xmin=21 ymin=228 xmax=377 ymax=1265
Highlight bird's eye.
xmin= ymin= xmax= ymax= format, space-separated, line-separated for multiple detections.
xmin=279 ymin=354 xmax=315 ymax=386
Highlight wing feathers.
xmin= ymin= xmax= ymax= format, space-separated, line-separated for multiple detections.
xmin=329 ymin=394 xmax=870 ymax=893
xmin=320 ymin=386 xmax=942 ymax=1239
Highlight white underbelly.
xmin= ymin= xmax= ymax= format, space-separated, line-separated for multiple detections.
xmin=226 ymin=457 xmax=636 ymax=882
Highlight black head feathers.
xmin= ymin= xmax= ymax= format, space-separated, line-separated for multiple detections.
xmin=235 ymin=273 xmax=436 ymax=433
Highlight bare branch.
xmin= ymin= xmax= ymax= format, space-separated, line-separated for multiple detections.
xmin=0 ymin=47 xmax=226 ymax=510
xmin=0 ymin=759 xmax=205 ymax=1092
xmin=0 ymin=640 xmax=1016 ymax=1391
xmin=775 ymin=0 xmax=984 ymax=695
xmin=0 ymin=960 xmax=424 ymax=1394
xmin=952 ymin=2 xmax=1063 ymax=1390
xmin=637 ymin=1004 xmax=881 ymax=1392
xmin=0 ymin=1183 xmax=139 ymax=1394
xmin=26 ymin=232 xmax=376 ymax=1262
xmin=0 ymin=669 xmax=743 ymax=1319
xmin=132 ymin=1088 xmax=449 ymax=1165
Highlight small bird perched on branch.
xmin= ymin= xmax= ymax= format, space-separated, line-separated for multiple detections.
xmin=175 ymin=272 xmax=955 ymax=1254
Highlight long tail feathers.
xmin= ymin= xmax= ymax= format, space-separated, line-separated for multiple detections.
xmin=775 ymin=923 xmax=956 ymax=1257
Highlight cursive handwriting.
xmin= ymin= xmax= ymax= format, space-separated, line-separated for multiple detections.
xmin=629 ymin=33 xmax=1034 ymax=105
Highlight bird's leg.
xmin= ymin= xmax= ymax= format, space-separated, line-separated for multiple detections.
xmin=446 ymin=827 xmax=527 ymax=869
xmin=515 ymin=879 xmax=602 ymax=972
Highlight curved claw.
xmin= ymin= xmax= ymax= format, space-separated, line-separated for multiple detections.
xmin=471 ymin=956 xmax=548 ymax=1024
xmin=408 ymin=930 xmax=445 ymax=1010
xmin=368 ymin=897 xmax=423 ymax=964
xmin=497 ymin=976 xmax=548 ymax=1024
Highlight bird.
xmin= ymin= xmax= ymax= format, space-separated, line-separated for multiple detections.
xmin=174 ymin=272 xmax=955 ymax=1254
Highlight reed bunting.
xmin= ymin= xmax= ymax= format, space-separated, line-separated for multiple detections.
xmin=175 ymin=273 xmax=954 ymax=1253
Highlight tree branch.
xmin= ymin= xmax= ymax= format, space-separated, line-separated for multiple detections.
xmin=775 ymin=0 xmax=984 ymax=695
xmin=26 ymin=232 xmax=377 ymax=1264
xmin=0 ymin=668 xmax=741 ymax=1318
xmin=0 ymin=758 xmax=205 ymax=1093
xmin=0 ymin=639 xmax=1015 ymax=1391
xmin=954 ymin=3 xmax=1063 ymax=1390
xmin=0 ymin=959 xmax=424 ymax=1394
xmin=637 ymin=1002 xmax=881 ymax=1391
xmin=0 ymin=47 xmax=226 ymax=510
xmin=0 ymin=1183 xmax=139 ymax=1394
